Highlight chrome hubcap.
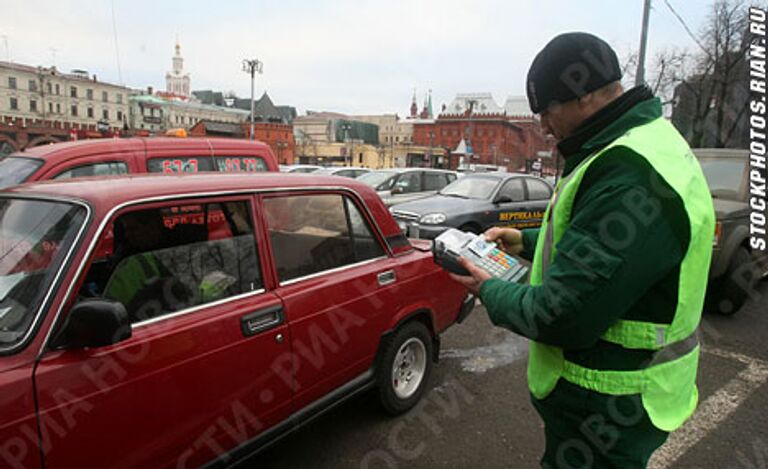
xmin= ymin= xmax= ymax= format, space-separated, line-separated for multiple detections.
xmin=391 ymin=337 xmax=427 ymax=399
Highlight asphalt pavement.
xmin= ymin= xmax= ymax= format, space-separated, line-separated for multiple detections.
xmin=247 ymin=278 xmax=768 ymax=469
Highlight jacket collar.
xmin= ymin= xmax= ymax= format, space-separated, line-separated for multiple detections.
xmin=557 ymin=86 xmax=661 ymax=176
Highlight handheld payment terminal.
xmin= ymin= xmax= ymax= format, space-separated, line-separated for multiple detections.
xmin=432 ymin=228 xmax=528 ymax=282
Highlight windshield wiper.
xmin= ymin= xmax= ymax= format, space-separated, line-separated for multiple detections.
xmin=440 ymin=193 xmax=469 ymax=198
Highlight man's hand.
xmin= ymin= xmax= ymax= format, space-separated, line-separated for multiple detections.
xmin=484 ymin=227 xmax=524 ymax=255
xmin=449 ymin=257 xmax=493 ymax=295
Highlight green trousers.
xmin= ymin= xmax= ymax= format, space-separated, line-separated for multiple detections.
xmin=532 ymin=381 xmax=669 ymax=469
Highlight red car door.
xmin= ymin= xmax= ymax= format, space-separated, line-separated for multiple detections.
xmin=32 ymin=196 xmax=293 ymax=468
xmin=261 ymin=192 xmax=397 ymax=411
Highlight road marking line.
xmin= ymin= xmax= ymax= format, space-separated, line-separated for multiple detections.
xmin=648 ymin=348 xmax=768 ymax=469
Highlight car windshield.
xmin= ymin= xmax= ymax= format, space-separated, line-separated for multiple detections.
xmin=289 ymin=166 xmax=320 ymax=173
xmin=0 ymin=157 xmax=43 ymax=190
xmin=439 ymin=176 xmax=500 ymax=199
xmin=358 ymin=171 xmax=397 ymax=190
xmin=314 ymin=168 xmax=341 ymax=175
xmin=0 ymin=198 xmax=86 ymax=348
xmin=699 ymin=159 xmax=746 ymax=201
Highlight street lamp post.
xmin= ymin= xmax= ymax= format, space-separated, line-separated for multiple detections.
xmin=241 ymin=58 xmax=263 ymax=141
xmin=342 ymin=123 xmax=352 ymax=166
xmin=428 ymin=131 xmax=435 ymax=168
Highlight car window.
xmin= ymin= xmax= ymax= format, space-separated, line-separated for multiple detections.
xmin=699 ymin=159 xmax=746 ymax=201
xmin=147 ymin=157 xmax=215 ymax=174
xmin=264 ymin=194 xmax=385 ymax=282
xmin=213 ymin=156 xmax=268 ymax=173
xmin=359 ymin=171 xmax=397 ymax=190
xmin=0 ymin=157 xmax=43 ymax=190
xmin=498 ymin=178 xmax=525 ymax=202
xmin=424 ymin=172 xmax=448 ymax=191
xmin=335 ymin=170 xmax=353 ymax=178
xmin=526 ymin=178 xmax=552 ymax=201
xmin=54 ymin=161 xmax=129 ymax=180
xmin=84 ymin=200 xmax=262 ymax=324
xmin=395 ymin=172 xmax=422 ymax=193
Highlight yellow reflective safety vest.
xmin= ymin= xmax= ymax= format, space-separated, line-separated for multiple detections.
xmin=527 ymin=117 xmax=715 ymax=432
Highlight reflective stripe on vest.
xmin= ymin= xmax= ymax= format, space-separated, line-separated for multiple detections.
xmin=526 ymin=116 xmax=715 ymax=432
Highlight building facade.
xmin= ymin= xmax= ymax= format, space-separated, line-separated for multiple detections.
xmin=0 ymin=61 xmax=131 ymax=154
xmin=129 ymin=93 xmax=248 ymax=135
xmin=412 ymin=93 xmax=555 ymax=173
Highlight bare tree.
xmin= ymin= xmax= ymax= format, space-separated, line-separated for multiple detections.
xmin=621 ymin=48 xmax=693 ymax=116
xmin=671 ymin=0 xmax=752 ymax=148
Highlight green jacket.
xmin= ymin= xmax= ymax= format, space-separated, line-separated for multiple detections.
xmin=479 ymin=88 xmax=690 ymax=375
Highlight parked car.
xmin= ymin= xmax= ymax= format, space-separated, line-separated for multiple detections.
xmin=390 ymin=172 xmax=552 ymax=239
xmin=0 ymin=172 xmax=472 ymax=468
xmin=0 ymin=137 xmax=278 ymax=190
xmin=695 ymin=148 xmax=768 ymax=315
xmin=358 ymin=168 xmax=459 ymax=206
xmin=313 ymin=166 xmax=371 ymax=178
xmin=279 ymin=164 xmax=323 ymax=173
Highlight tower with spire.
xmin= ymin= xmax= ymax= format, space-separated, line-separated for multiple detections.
xmin=410 ymin=88 xmax=418 ymax=118
xmin=419 ymin=89 xmax=433 ymax=119
xmin=165 ymin=38 xmax=191 ymax=98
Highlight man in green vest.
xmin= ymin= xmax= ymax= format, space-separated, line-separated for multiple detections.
xmin=450 ymin=32 xmax=714 ymax=468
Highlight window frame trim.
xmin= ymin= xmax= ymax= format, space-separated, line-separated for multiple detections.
xmin=259 ymin=190 xmax=392 ymax=285
xmin=0 ymin=193 xmax=92 ymax=356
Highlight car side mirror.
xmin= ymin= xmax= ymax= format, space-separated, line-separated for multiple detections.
xmin=493 ymin=195 xmax=513 ymax=204
xmin=391 ymin=186 xmax=404 ymax=195
xmin=53 ymin=299 xmax=131 ymax=349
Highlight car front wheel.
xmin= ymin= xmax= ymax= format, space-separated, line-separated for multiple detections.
xmin=376 ymin=321 xmax=433 ymax=415
xmin=707 ymin=246 xmax=755 ymax=315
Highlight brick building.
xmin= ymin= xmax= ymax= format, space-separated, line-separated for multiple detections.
xmin=412 ymin=94 xmax=555 ymax=173
xmin=189 ymin=120 xmax=295 ymax=164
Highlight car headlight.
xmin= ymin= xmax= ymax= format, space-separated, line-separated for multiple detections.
xmin=420 ymin=213 xmax=447 ymax=225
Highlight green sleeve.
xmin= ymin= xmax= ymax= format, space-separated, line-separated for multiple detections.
xmin=519 ymin=228 xmax=540 ymax=261
xmin=478 ymin=148 xmax=688 ymax=350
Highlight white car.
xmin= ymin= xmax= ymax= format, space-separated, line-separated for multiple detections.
xmin=279 ymin=164 xmax=323 ymax=173
xmin=312 ymin=166 xmax=371 ymax=178
xmin=358 ymin=168 xmax=459 ymax=206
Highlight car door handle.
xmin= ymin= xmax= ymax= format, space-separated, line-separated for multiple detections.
xmin=241 ymin=304 xmax=284 ymax=337
xmin=377 ymin=270 xmax=396 ymax=286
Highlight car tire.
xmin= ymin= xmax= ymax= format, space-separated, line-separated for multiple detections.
xmin=375 ymin=321 xmax=433 ymax=415
xmin=707 ymin=246 xmax=755 ymax=315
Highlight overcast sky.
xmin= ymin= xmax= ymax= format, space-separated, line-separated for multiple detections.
xmin=1 ymin=0 xmax=709 ymax=115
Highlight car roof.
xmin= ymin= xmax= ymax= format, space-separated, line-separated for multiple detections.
xmin=11 ymin=137 xmax=273 ymax=164
xmin=460 ymin=171 xmax=529 ymax=179
xmin=367 ymin=167 xmax=456 ymax=174
xmin=315 ymin=166 xmax=369 ymax=172
xmin=2 ymin=172 xmax=380 ymax=210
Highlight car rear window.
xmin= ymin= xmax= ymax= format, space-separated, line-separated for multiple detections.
xmin=213 ymin=156 xmax=268 ymax=173
xmin=147 ymin=157 xmax=215 ymax=174
xmin=264 ymin=194 xmax=385 ymax=282
xmin=0 ymin=157 xmax=43 ymax=189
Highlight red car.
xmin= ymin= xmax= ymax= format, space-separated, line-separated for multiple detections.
xmin=0 ymin=137 xmax=279 ymax=190
xmin=0 ymin=172 xmax=471 ymax=468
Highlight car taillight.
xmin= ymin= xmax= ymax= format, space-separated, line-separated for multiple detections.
xmin=713 ymin=221 xmax=722 ymax=247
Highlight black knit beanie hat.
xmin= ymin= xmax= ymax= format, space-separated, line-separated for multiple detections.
xmin=526 ymin=32 xmax=623 ymax=114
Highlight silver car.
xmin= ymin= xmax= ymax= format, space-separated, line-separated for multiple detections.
xmin=313 ymin=166 xmax=371 ymax=178
xmin=358 ymin=168 xmax=458 ymax=206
